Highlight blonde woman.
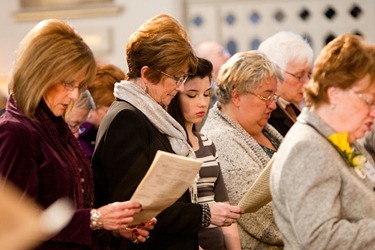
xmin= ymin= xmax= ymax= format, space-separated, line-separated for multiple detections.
xmin=202 ymin=51 xmax=284 ymax=249
xmin=0 ymin=19 xmax=154 ymax=250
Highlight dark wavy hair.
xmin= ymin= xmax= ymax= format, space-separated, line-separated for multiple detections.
xmin=167 ymin=57 xmax=213 ymax=145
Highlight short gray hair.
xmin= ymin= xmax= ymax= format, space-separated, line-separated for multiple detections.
xmin=258 ymin=31 xmax=314 ymax=74
xmin=64 ymin=90 xmax=95 ymax=119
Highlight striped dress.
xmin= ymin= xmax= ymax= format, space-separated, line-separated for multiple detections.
xmin=194 ymin=131 xmax=229 ymax=250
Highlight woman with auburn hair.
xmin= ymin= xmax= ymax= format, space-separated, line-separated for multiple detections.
xmin=270 ymin=34 xmax=375 ymax=249
xmin=92 ymin=14 xmax=242 ymax=250
xmin=0 ymin=19 xmax=154 ymax=250
xmin=87 ymin=64 xmax=125 ymax=128
xmin=78 ymin=64 xmax=126 ymax=159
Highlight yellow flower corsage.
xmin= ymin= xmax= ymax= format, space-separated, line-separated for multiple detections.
xmin=328 ymin=132 xmax=367 ymax=170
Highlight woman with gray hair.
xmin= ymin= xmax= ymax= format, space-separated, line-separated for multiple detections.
xmin=64 ymin=89 xmax=96 ymax=138
xmin=202 ymin=50 xmax=284 ymax=249
xmin=258 ymin=31 xmax=314 ymax=136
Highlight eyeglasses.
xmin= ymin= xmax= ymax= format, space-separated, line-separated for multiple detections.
xmin=158 ymin=70 xmax=189 ymax=86
xmin=350 ymin=88 xmax=375 ymax=108
xmin=68 ymin=124 xmax=86 ymax=135
xmin=285 ymin=71 xmax=312 ymax=82
xmin=249 ymin=92 xmax=280 ymax=104
xmin=63 ymin=81 xmax=87 ymax=92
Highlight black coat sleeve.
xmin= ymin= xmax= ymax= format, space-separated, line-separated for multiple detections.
xmin=92 ymin=103 xmax=202 ymax=240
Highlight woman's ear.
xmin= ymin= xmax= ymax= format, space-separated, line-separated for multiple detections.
xmin=327 ymin=86 xmax=337 ymax=106
xmin=140 ymin=66 xmax=150 ymax=83
xmin=231 ymin=88 xmax=241 ymax=107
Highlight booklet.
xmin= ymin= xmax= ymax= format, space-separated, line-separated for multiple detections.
xmin=238 ymin=153 xmax=276 ymax=213
xmin=129 ymin=150 xmax=202 ymax=225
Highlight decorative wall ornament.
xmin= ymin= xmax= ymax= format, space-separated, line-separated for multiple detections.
xmin=14 ymin=0 xmax=123 ymax=21
xmin=186 ymin=0 xmax=374 ymax=56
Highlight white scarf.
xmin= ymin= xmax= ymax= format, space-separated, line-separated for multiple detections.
xmin=114 ymin=80 xmax=198 ymax=202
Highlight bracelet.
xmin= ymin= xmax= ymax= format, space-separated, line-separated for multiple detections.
xmin=201 ymin=203 xmax=211 ymax=228
xmin=90 ymin=209 xmax=103 ymax=230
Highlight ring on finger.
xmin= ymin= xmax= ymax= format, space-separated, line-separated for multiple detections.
xmin=131 ymin=232 xmax=138 ymax=244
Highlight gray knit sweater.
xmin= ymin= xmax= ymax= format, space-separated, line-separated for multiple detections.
xmin=202 ymin=104 xmax=284 ymax=250
xmin=271 ymin=108 xmax=375 ymax=249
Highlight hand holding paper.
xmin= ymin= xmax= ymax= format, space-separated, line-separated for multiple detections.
xmin=238 ymin=153 xmax=276 ymax=213
xmin=130 ymin=150 xmax=202 ymax=225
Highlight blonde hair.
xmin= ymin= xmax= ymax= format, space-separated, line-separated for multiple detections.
xmin=0 ymin=91 xmax=7 ymax=109
xmin=216 ymin=50 xmax=283 ymax=104
xmin=8 ymin=19 xmax=96 ymax=119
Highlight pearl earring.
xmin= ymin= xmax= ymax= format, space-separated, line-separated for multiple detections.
xmin=331 ymin=103 xmax=335 ymax=110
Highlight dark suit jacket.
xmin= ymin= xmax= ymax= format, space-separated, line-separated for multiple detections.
xmin=92 ymin=100 xmax=202 ymax=250
xmin=268 ymin=103 xmax=300 ymax=137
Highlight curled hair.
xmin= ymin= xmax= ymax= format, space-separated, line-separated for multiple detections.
xmin=305 ymin=34 xmax=375 ymax=107
xmin=126 ymin=14 xmax=198 ymax=83
xmin=258 ymin=31 xmax=314 ymax=74
xmin=8 ymin=19 xmax=96 ymax=119
xmin=88 ymin=64 xmax=125 ymax=107
xmin=216 ymin=51 xmax=283 ymax=105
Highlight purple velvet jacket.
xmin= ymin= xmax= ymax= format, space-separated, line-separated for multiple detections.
xmin=0 ymin=97 xmax=94 ymax=250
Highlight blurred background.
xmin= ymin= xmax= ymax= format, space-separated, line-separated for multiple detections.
xmin=0 ymin=0 xmax=374 ymax=94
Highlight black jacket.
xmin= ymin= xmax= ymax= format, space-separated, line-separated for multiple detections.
xmin=268 ymin=103 xmax=300 ymax=137
xmin=92 ymin=100 xmax=202 ymax=250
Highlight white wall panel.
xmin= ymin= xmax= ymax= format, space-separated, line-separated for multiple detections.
xmin=187 ymin=0 xmax=375 ymax=57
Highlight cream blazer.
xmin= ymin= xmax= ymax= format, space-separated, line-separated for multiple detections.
xmin=271 ymin=107 xmax=375 ymax=250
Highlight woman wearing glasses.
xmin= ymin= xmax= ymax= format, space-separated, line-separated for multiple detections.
xmin=0 ymin=19 xmax=155 ymax=249
xmin=258 ymin=31 xmax=314 ymax=136
xmin=64 ymin=90 xmax=95 ymax=138
xmin=201 ymin=51 xmax=284 ymax=249
xmin=270 ymin=34 xmax=375 ymax=249
xmin=92 ymin=14 xmax=242 ymax=250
